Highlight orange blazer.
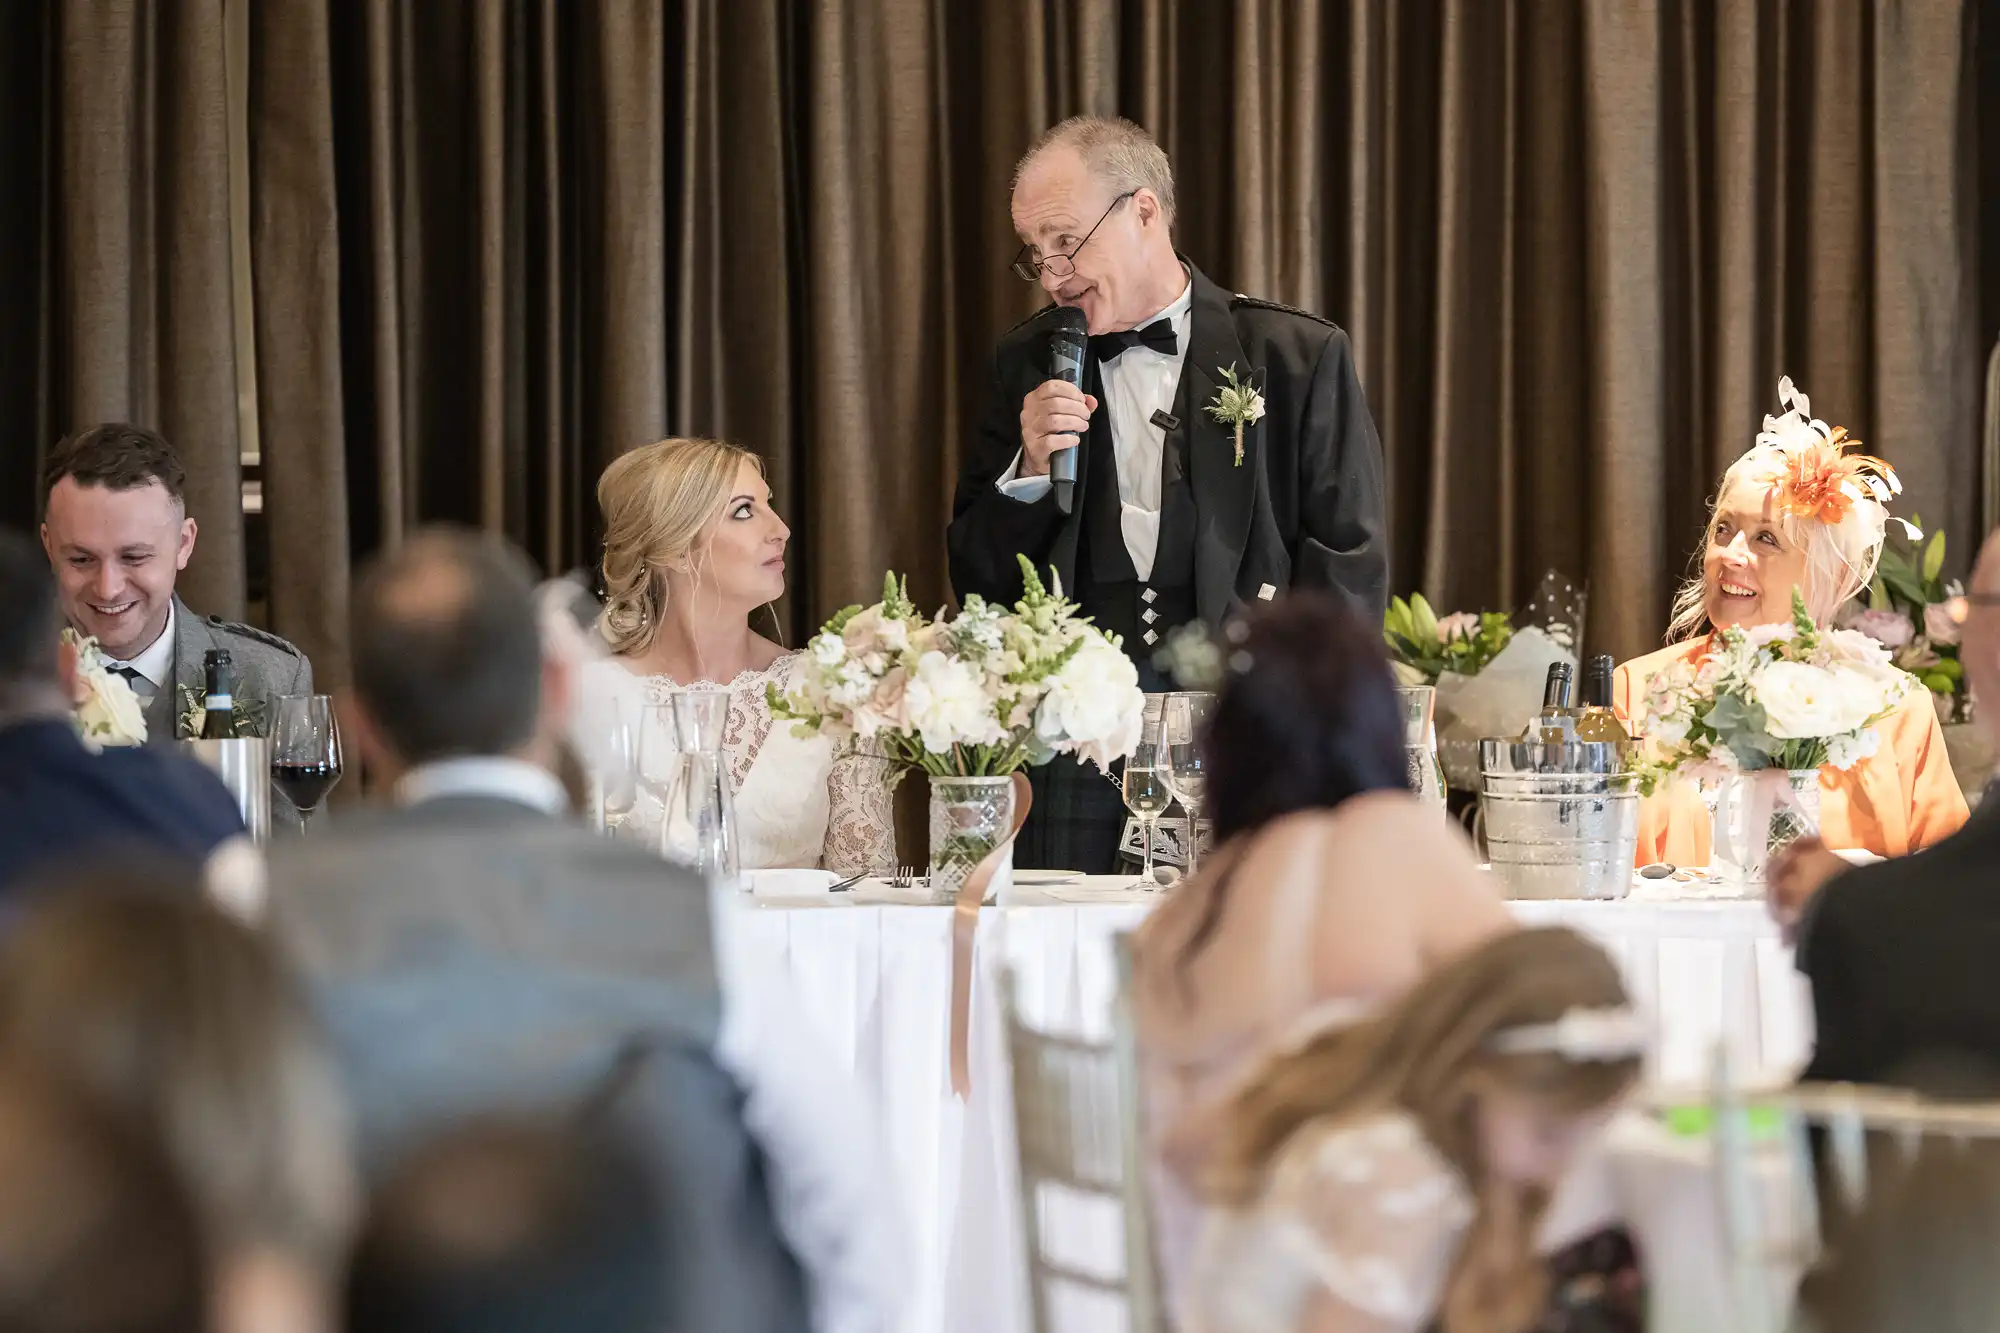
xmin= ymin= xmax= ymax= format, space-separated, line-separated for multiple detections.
xmin=1612 ymin=638 xmax=1968 ymax=867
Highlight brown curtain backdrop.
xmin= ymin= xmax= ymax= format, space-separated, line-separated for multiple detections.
xmin=0 ymin=0 xmax=1981 ymax=682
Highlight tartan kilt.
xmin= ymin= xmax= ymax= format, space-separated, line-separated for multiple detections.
xmin=1016 ymin=754 xmax=1127 ymax=874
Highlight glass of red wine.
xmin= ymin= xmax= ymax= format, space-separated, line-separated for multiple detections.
xmin=271 ymin=695 xmax=344 ymax=830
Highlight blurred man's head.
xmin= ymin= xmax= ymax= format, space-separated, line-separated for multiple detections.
xmin=1010 ymin=116 xmax=1182 ymax=335
xmin=39 ymin=425 xmax=197 ymax=662
xmin=0 ymin=529 xmax=78 ymax=721
xmin=348 ymin=529 xmax=564 ymax=779
xmin=345 ymin=1120 xmax=667 ymax=1333
xmin=1960 ymin=529 xmax=2000 ymax=745
xmin=0 ymin=1058 xmax=209 ymax=1333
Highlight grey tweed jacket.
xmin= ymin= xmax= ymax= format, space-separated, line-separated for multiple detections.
xmin=267 ymin=794 xmax=810 ymax=1333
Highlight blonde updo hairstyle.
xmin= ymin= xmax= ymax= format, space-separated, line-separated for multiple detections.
xmin=1667 ymin=379 xmax=1899 ymax=643
xmin=597 ymin=437 xmax=764 ymax=656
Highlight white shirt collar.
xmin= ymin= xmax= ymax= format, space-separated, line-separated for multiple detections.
xmin=1139 ymin=275 xmax=1193 ymax=331
xmin=106 ymin=601 xmax=176 ymax=688
xmin=395 ymin=756 xmax=569 ymax=816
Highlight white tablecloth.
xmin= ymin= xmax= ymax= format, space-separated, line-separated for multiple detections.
xmin=721 ymin=879 xmax=1809 ymax=1333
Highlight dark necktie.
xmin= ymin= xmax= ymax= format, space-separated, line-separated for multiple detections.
xmin=109 ymin=664 xmax=156 ymax=700
xmin=1090 ymin=318 xmax=1177 ymax=363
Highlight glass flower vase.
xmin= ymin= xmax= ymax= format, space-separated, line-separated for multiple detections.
xmin=1709 ymin=769 xmax=1821 ymax=896
xmin=928 ymin=775 xmax=1016 ymax=907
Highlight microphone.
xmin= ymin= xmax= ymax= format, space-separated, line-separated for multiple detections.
xmin=1047 ymin=307 xmax=1088 ymax=514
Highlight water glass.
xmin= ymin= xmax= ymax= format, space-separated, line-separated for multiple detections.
xmin=661 ymin=689 xmax=740 ymax=884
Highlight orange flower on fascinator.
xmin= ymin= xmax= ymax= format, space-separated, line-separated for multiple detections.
xmin=1776 ymin=427 xmax=1901 ymax=526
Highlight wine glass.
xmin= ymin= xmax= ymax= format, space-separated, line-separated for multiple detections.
xmin=1163 ymin=692 xmax=1215 ymax=877
xmin=1121 ymin=696 xmax=1172 ymax=889
xmin=270 ymin=695 xmax=344 ymax=831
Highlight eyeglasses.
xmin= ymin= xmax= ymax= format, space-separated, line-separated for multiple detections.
xmin=1011 ymin=191 xmax=1138 ymax=282
xmin=1941 ymin=592 xmax=2000 ymax=626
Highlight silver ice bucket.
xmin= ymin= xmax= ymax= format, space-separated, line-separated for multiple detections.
xmin=183 ymin=737 xmax=271 ymax=844
xmin=1478 ymin=738 xmax=1636 ymax=900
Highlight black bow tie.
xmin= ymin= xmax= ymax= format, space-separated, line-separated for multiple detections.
xmin=1090 ymin=319 xmax=1178 ymax=362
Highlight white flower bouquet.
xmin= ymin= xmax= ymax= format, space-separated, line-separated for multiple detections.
xmin=1637 ymin=590 xmax=1912 ymax=794
xmin=770 ymin=555 xmax=1145 ymax=778
xmin=63 ymin=628 xmax=148 ymax=747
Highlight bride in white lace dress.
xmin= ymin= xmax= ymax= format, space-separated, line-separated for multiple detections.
xmin=575 ymin=438 xmax=896 ymax=874
xmin=1193 ymin=928 xmax=1643 ymax=1333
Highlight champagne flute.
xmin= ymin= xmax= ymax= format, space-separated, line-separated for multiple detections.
xmin=597 ymin=702 xmax=639 ymax=830
xmin=1121 ymin=697 xmax=1172 ymax=889
xmin=634 ymin=700 xmax=680 ymax=822
xmin=270 ymin=695 xmax=344 ymax=831
xmin=1163 ymin=692 xmax=1214 ymax=878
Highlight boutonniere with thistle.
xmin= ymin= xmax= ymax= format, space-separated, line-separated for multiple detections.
xmin=1206 ymin=364 xmax=1265 ymax=466
xmin=177 ymin=686 xmax=267 ymax=740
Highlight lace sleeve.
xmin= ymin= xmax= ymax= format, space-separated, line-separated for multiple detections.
xmin=1194 ymin=1115 xmax=1471 ymax=1333
xmin=821 ymin=744 xmax=899 ymax=876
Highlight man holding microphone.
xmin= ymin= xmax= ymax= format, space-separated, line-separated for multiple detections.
xmin=948 ymin=115 xmax=1388 ymax=873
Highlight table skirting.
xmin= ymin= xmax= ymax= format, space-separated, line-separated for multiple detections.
xmin=719 ymin=881 xmax=1808 ymax=1333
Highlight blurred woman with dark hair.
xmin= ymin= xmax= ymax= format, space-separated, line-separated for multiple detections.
xmin=0 ymin=872 xmax=356 ymax=1333
xmin=1132 ymin=592 xmax=1512 ymax=1304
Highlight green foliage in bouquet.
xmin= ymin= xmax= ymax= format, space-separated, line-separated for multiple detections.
xmin=1859 ymin=517 xmax=1968 ymax=719
xmin=1382 ymin=593 xmax=1513 ymax=685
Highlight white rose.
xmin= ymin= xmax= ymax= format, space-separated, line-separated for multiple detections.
xmin=1753 ymin=661 xmax=1881 ymax=739
xmin=76 ymin=671 xmax=148 ymax=746
xmin=903 ymin=651 xmax=1005 ymax=753
xmin=1036 ymin=636 xmax=1144 ymax=769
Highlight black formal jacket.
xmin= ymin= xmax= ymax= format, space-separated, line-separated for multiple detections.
xmin=0 ymin=718 xmax=245 ymax=896
xmin=947 ymin=262 xmax=1389 ymax=627
xmin=1799 ymin=798 xmax=2000 ymax=1088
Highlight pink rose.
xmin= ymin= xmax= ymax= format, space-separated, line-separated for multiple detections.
xmin=1434 ymin=611 xmax=1480 ymax=643
xmin=1924 ymin=602 xmax=1963 ymax=647
xmin=1846 ymin=607 xmax=1915 ymax=650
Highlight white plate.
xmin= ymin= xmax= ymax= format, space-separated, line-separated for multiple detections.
xmin=1013 ymin=870 xmax=1084 ymax=885
xmin=747 ymin=868 xmax=840 ymax=898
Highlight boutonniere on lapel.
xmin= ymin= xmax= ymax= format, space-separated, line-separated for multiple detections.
xmin=1206 ymin=364 xmax=1266 ymax=467
xmin=177 ymin=687 xmax=268 ymax=741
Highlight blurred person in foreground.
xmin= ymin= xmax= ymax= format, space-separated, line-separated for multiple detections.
xmin=1132 ymin=593 xmax=1513 ymax=1299
xmin=1768 ymin=527 xmax=2000 ymax=1088
xmin=39 ymin=424 xmax=313 ymax=830
xmin=0 ymin=874 xmax=353 ymax=1333
xmin=0 ymin=1056 xmax=209 ymax=1333
xmin=1193 ymin=928 xmax=1644 ymax=1333
xmin=346 ymin=1119 xmax=667 ymax=1333
xmin=1791 ymin=1136 xmax=2000 ymax=1333
xmin=0 ymin=528 xmax=248 ymax=898
xmin=266 ymin=526 xmax=900 ymax=1333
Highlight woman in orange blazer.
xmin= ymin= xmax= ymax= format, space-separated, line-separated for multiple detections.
xmin=1613 ymin=378 xmax=1967 ymax=867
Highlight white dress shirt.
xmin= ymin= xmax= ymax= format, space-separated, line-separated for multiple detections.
xmin=394 ymin=755 xmax=570 ymax=813
xmin=996 ymin=276 xmax=1195 ymax=582
xmin=104 ymin=600 xmax=177 ymax=695
xmin=393 ymin=753 xmax=907 ymax=1333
